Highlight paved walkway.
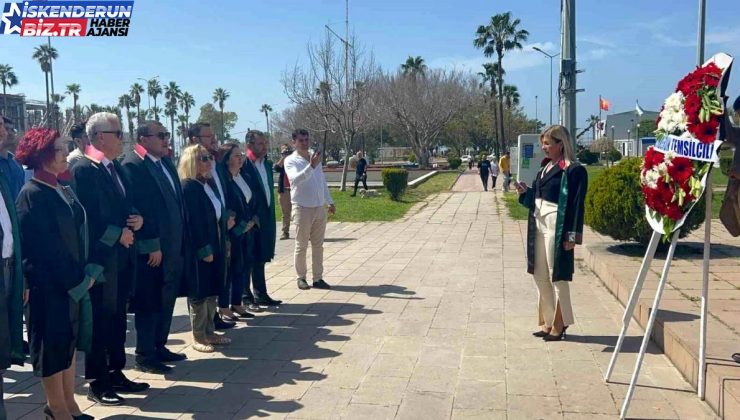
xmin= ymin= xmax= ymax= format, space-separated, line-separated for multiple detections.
xmin=3 ymin=172 xmax=717 ymax=419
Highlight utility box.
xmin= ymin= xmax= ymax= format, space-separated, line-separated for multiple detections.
xmin=516 ymin=134 xmax=544 ymax=184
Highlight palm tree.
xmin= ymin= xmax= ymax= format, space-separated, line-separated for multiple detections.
xmin=259 ymin=104 xmax=273 ymax=136
xmin=212 ymin=88 xmax=229 ymax=141
xmin=179 ymin=91 xmax=195 ymax=124
xmin=130 ymin=83 xmax=144 ymax=126
xmin=50 ymin=93 xmax=64 ymax=131
xmin=119 ymin=94 xmax=134 ymax=142
xmin=32 ymin=45 xmax=57 ymax=126
xmin=478 ymin=63 xmax=505 ymax=155
xmin=0 ymin=64 xmax=18 ymax=118
xmin=149 ymin=105 xmax=162 ymax=121
xmin=587 ymin=114 xmax=601 ymax=142
xmin=164 ymin=82 xmax=181 ymax=144
xmin=474 ymin=12 xmax=529 ymax=152
xmin=401 ymin=56 xmax=427 ymax=78
xmin=147 ymin=79 xmax=162 ymax=121
xmin=164 ymin=101 xmax=178 ymax=148
xmin=502 ymin=84 xmax=520 ymax=108
xmin=65 ymin=83 xmax=81 ymax=123
xmin=177 ymin=114 xmax=189 ymax=146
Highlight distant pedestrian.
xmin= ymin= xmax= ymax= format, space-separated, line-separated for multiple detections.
xmin=468 ymin=158 xmax=474 ymax=170
xmin=477 ymin=156 xmax=491 ymax=191
xmin=491 ymin=159 xmax=500 ymax=191
xmin=499 ymin=151 xmax=511 ymax=192
xmin=351 ymin=151 xmax=368 ymax=197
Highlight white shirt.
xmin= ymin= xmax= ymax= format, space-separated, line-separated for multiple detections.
xmin=203 ymin=182 xmax=222 ymax=221
xmin=253 ymin=158 xmax=271 ymax=206
xmin=284 ymin=152 xmax=333 ymax=207
xmin=67 ymin=148 xmax=84 ymax=165
xmin=209 ymin=165 xmax=225 ymax=202
xmin=0 ymin=191 xmax=13 ymax=258
xmin=147 ymin=154 xmax=176 ymax=192
xmin=491 ymin=162 xmax=500 ymax=177
xmin=102 ymin=157 xmax=126 ymax=195
xmin=234 ymin=173 xmax=252 ymax=204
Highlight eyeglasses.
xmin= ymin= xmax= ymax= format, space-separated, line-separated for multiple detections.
xmin=198 ymin=155 xmax=214 ymax=162
xmin=145 ymin=132 xmax=171 ymax=141
xmin=100 ymin=130 xmax=123 ymax=139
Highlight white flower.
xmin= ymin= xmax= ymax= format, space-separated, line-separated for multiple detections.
xmin=664 ymin=92 xmax=684 ymax=110
xmin=644 ymin=169 xmax=660 ymax=189
xmin=657 ymin=162 xmax=668 ymax=174
xmin=664 ymin=151 xmax=676 ymax=163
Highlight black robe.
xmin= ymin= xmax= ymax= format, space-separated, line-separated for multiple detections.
xmin=519 ymin=161 xmax=588 ymax=281
xmin=241 ymin=159 xmax=276 ymax=263
xmin=182 ymin=179 xmax=227 ymax=300
xmin=224 ymin=172 xmax=257 ymax=275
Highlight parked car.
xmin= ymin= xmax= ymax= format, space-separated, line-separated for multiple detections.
xmin=461 ymin=155 xmax=472 ymax=163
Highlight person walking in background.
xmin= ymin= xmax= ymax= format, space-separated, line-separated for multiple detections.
xmin=66 ymin=122 xmax=89 ymax=168
xmin=350 ymin=151 xmax=368 ymax=197
xmin=477 ymin=155 xmax=491 ymax=191
xmin=121 ymin=120 xmax=187 ymax=375
xmin=15 ymin=128 xmax=94 ymax=420
xmin=285 ymin=129 xmax=335 ymax=291
xmin=242 ymin=130 xmax=282 ymax=307
xmin=468 ymin=157 xmax=474 ymax=170
xmin=491 ymin=159 xmax=500 ymax=191
xmin=70 ymin=112 xmax=149 ymax=406
xmin=516 ymin=125 xmax=587 ymax=342
xmin=499 ymin=151 xmax=511 ymax=192
xmin=178 ymin=144 xmax=234 ymax=353
xmin=274 ymin=144 xmax=293 ymax=240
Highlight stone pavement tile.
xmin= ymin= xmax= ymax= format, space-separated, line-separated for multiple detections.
xmin=380 ymin=336 xmax=424 ymax=357
xmin=506 ymin=395 xmax=563 ymax=419
xmin=389 ymin=319 xmax=432 ymax=337
xmin=287 ymin=386 xmax=353 ymax=419
xmin=462 ymin=338 xmax=506 ymax=358
xmin=561 ymin=413 xmax=619 ymax=419
xmin=506 ymin=369 xmax=558 ymax=397
xmin=465 ymin=322 xmax=505 ymax=339
xmin=133 ymin=393 xmax=193 ymax=418
xmin=453 ymin=379 xmax=506 ymax=410
xmin=425 ymin=327 xmax=467 ymax=346
xmin=505 ymin=347 xmax=551 ymax=369
xmin=233 ymin=398 xmax=301 ymax=419
xmin=161 ymin=380 xmax=217 ymax=396
xmin=459 ymin=356 xmax=506 ymax=381
xmin=407 ymin=366 xmax=458 ymax=393
xmin=225 ymin=360 xmax=286 ymax=384
xmin=620 ymin=399 xmax=681 ymax=419
xmin=366 ymin=354 xmax=418 ymax=378
xmin=451 ymin=408 xmax=507 ymax=419
xmin=350 ymin=376 xmax=408 ymax=405
xmin=416 ymin=344 xmax=464 ymax=369
xmin=4 ymin=402 xmax=38 ymax=419
xmin=339 ymin=403 xmax=398 ymax=419
xmin=256 ymin=373 xmax=316 ymax=401
xmin=396 ymin=391 xmax=454 ymax=420
xmin=557 ymin=390 xmax=619 ymax=416
xmin=320 ymin=363 xmax=368 ymax=389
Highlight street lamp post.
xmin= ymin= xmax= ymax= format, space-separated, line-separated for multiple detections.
xmin=535 ymin=95 xmax=539 ymax=131
xmin=532 ymin=47 xmax=559 ymax=126
xmin=137 ymin=75 xmax=158 ymax=113
xmin=636 ymin=122 xmax=641 ymax=155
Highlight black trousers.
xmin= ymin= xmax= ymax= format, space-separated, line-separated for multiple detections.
xmin=352 ymin=174 xmax=367 ymax=195
xmin=480 ymin=172 xmax=489 ymax=190
xmin=243 ymin=261 xmax=268 ymax=303
xmin=491 ymin=175 xmax=498 ymax=188
xmin=85 ymin=266 xmax=131 ymax=386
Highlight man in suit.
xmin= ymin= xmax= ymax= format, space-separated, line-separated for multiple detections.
xmin=121 ymin=120 xmax=187 ymax=374
xmin=242 ymin=130 xmax=282 ymax=307
xmin=188 ymin=122 xmax=236 ymax=329
xmin=0 ymin=117 xmax=26 ymax=201
xmin=70 ymin=112 xmax=149 ymax=406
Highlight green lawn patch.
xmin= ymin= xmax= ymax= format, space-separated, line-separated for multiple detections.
xmin=503 ymin=192 xmax=528 ymax=221
xmin=275 ymin=171 xmax=460 ymax=223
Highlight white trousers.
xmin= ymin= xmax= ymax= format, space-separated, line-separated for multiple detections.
xmin=533 ymin=198 xmax=575 ymax=327
xmin=293 ymin=205 xmax=327 ymax=281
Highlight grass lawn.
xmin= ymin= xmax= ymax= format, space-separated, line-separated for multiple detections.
xmin=502 ymin=192 xmax=528 ymax=221
xmin=275 ymin=171 xmax=461 ymax=223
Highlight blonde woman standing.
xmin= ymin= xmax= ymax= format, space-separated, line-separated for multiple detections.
xmin=515 ymin=125 xmax=588 ymax=341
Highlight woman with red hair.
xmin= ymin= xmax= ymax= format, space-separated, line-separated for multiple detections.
xmin=15 ymin=128 xmax=96 ymax=420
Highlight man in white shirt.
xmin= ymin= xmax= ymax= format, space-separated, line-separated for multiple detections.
xmin=284 ymin=129 xmax=335 ymax=291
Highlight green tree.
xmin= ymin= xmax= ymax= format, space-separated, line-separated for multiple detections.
xmin=502 ymin=84 xmax=520 ymax=108
xmin=179 ymin=91 xmax=195 ymax=125
xmin=212 ymin=88 xmax=230 ymax=142
xmin=638 ymin=119 xmax=658 ymax=137
xmin=259 ymin=104 xmax=273 ymax=135
xmin=164 ymin=81 xmax=181 ymax=145
xmin=118 ymin=94 xmax=135 ymax=142
xmin=478 ymin=62 xmax=505 ymax=156
xmin=130 ymin=83 xmax=145 ymax=126
xmin=147 ymin=78 xmax=162 ymax=120
xmin=164 ymin=101 xmax=178 ymax=148
xmin=474 ymin=12 xmax=529 ymax=153
xmin=65 ymin=83 xmax=81 ymax=123
xmin=401 ymin=56 xmax=427 ymax=78
xmin=0 ymin=64 xmax=18 ymax=119
xmin=50 ymin=94 xmax=64 ymax=131
xmin=197 ymin=103 xmax=238 ymax=140
xmin=177 ymin=114 xmax=189 ymax=146
xmin=32 ymin=44 xmax=58 ymax=126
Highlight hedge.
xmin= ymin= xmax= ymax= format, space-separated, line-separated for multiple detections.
xmin=381 ymin=168 xmax=409 ymax=201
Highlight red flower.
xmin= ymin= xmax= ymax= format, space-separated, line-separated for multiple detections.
xmin=644 ymin=147 xmax=664 ymax=169
xmin=683 ymin=94 xmax=702 ymax=121
xmin=664 ymin=202 xmax=684 ymax=221
xmin=667 ymin=156 xmax=694 ymax=183
xmin=690 ymin=119 xmax=719 ymax=143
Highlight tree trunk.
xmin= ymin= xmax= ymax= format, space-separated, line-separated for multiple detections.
xmin=220 ymin=109 xmax=224 ymax=142
xmin=2 ymin=86 xmax=7 ymax=120
xmin=496 ymin=54 xmax=506 ymax=154
xmin=322 ymin=129 xmax=328 ymax=165
xmin=44 ymin=71 xmax=50 ymax=128
xmin=73 ymin=97 xmax=78 ymax=123
xmin=170 ymin=115 xmax=175 ymax=149
xmin=339 ymin=131 xmax=353 ymax=191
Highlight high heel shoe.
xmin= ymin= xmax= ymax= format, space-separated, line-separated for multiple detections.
xmin=43 ymin=405 xmax=55 ymax=420
xmin=542 ymin=326 xmax=568 ymax=341
xmin=532 ymin=329 xmax=551 ymax=337
xmin=45 ymin=404 xmax=95 ymax=420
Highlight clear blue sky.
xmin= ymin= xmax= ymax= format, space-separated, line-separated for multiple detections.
xmin=3 ymin=0 xmax=739 ymax=137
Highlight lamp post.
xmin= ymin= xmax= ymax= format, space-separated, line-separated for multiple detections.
xmin=532 ymin=47 xmax=559 ymax=125
xmin=636 ymin=122 xmax=641 ymax=155
xmin=535 ymin=95 xmax=539 ymax=131
xmin=137 ymin=75 xmax=158 ymax=113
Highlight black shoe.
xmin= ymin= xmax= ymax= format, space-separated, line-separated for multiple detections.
xmin=312 ymin=279 xmax=331 ymax=290
xmin=109 ymin=370 xmax=150 ymax=393
xmin=74 ymin=414 xmax=94 ymax=420
xmin=157 ymin=348 xmax=187 ymax=362
xmin=245 ymin=303 xmax=264 ymax=313
xmin=136 ymin=360 xmax=172 ymax=374
xmin=532 ymin=329 xmax=551 ymax=337
xmin=87 ymin=387 xmax=125 ymax=406
xmin=542 ymin=326 xmax=568 ymax=342
xmin=280 ymin=233 xmax=290 ymax=240
xmin=732 ymin=352 xmax=740 ymax=363
xmin=297 ymin=278 xmax=310 ymax=290
xmin=230 ymin=305 xmax=256 ymax=318
xmin=255 ymin=296 xmax=283 ymax=306
xmin=49 ymin=404 xmax=96 ymax=420
xmin=214 ymin=313 xmax=236 ymax=330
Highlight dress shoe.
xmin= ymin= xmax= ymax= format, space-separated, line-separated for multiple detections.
xmin=246 ymin=303 xmax=264 ymax=312
xmin=312 ymin=279 xmax=331 ymax=290
xmin=214 ymin=313 xmax=236 ymax=330
xmin=136 ymin=360 xmax=172 ymax=374
xmin=280 ymin=232 xmax=290 ymax=240
xmin=542 ymin=326 xmax=568 ymax=342
xmin=230 ymin=305 xmax=256 ymax=318
xmin=297 ymin=278 xmax=310 ymax=290
xmin=532 ymin=329 xmax=551 ymax=337
xmin=87 ymin=387 xmax=125 ymax=406
xmin=45 ymin=404 xmax=95 ymax=420
xmin=110 ymin=370 xmax=150 ymax=393
xmin=157 ymin=348 xmax=187 ymax=362
xmin=255 ymin=296 xmax=283 ymax=306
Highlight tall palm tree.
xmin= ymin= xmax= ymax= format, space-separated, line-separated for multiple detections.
xmin=130 ymin=83 xmax=144 ymax=125
xmin=212 ymin=88 xmax=229 ymax=141
xmin=65 ymin=83 xmax=81 ymax=123
xmin=179 ymin=91 xmax=195 ymax=124
xmin=147 ymin=79 xmax=162 ymax=121
xmin=0 ymin=64 xmax=18 ymax=118
xmin=32 ymin=45 xmax=57 ymax=126
xmin=478 ymin=63 xmax=505 ymax=155
xmin=50 ymin=93 xmax=64 ymax=131
xmin=119 ymin=94 xmax=134 ymax=142
xmin=502 ymin=84 xmax=520 ymax=108
xmin=474 ymin=11 xmax=529 ymax=152
xmin=587 ymin=114 xmax=601 ymax=141
xmin=401 ymin=56 xmax=427 ymax=78
xmin=164 ymin=102 xmax=178 ymax=148
xmin=149 ymin=105 xmax=162 ymax=122
xmin=164 ymin=82 xmax=181 ymax=144
xmin=259 ymin=104 xmax=273 ymax=136
xmin=177 ymin=114 xmax=189 ymax=146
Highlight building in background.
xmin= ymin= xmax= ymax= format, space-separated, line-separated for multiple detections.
xmin=603 ymin=110 xmax=659 ymax=157
xmin=0 ymin=93 xmax=47 ymax=133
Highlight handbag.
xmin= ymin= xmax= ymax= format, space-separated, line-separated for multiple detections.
xmin=719 ymin=178 xmax=740 ymax=237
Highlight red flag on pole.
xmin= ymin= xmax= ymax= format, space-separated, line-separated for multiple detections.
xmin=599 ymin=97 xmax=611 ymax=111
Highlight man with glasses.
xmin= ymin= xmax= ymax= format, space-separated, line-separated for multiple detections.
xmin=121 ymin=120 xmax=187 ymax=374
xmin=70 ymin=112 xmax=149 ymax=406
xmin=284 ymin=128 xmax=335 ymax=291
xmin=66 ymin=121 xmax=89 ymax=168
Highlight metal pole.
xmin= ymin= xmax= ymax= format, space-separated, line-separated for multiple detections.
xmin=549 ymin=55 xmax=553 ymax=125
xmin=696 ymin=0 xmax=709 ymax=400
xmin=621 ymin=232 xmax=679 ymax=419
xmin=535 ymin=95 xmax=539 ymax=132
xmin=560 ymin=0 xmax=577 ymax=149
xmin=605 ymin=230 xmax=661 ymax=382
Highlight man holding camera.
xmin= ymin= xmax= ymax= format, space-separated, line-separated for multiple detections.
xmin=274 ymin=144 xmax=293 ymax=240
